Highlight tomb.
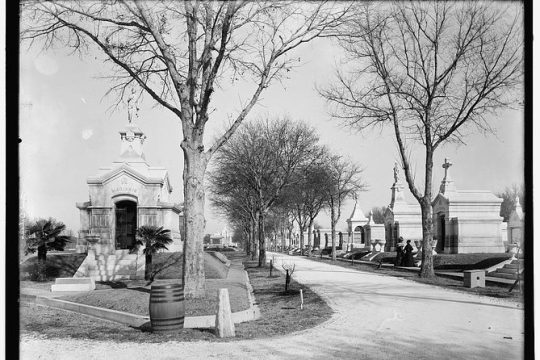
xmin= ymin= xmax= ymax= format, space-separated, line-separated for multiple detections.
xmin=431 ymin=158 xmax=505 ymax=254
xmin=384 ymin=163 xmax=422 ymax=251
xmin=506 ymin=196 xmax=524 ymax=256
xmin=74 ymin=92 xmax=183 ymax=280
xmin=346 ymin=197 xmax=369 ymax=249
xmin=362 ymin=210 xmax=386 ymax=252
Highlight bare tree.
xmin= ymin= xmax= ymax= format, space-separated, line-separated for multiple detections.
xmin=281 ymin=262 xmax=296 ymax=293
xmin=371 ymin=206 xmax=387 ymax=224
xmin=209 ymin=183 xmax=258 ymax=256
xmin=320 ymin=2 xmax=523 ymax=276
xmin=22 ymin=1 xmax=351 ymax=297
xmin=287 ymin=156 xmax=331 ymax=256
xmin=210 ymin=117 xmax=321 ymax=267
xmin=323 ymin=155 xmax=364 ymax=261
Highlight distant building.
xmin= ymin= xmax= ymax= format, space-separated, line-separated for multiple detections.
xmin=206 ymin=226 xmax=233 ymax=247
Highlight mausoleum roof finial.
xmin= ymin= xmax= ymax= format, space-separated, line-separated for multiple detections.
xmin=439 ymin=157 xmax=456 ymax=194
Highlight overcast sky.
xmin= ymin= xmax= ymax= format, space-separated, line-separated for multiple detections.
xmin=19 ymin=6 xmax=524 ymax=235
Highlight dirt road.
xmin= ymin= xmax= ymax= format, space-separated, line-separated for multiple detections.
xmin=21 ymin=252 xmax=524 ymax=359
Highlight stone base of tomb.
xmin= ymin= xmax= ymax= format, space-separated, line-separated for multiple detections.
xmin=74 ymin=249 xmax=145 ymax=281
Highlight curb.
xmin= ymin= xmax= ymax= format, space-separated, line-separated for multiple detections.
xmin=317 ymin=255 xmax=517 ymax=285
xmin=20 ymin=260 xmax=260 ymax=329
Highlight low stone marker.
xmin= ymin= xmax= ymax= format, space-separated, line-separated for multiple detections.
xmin=51 ymin=277 xmax=96 ymax=292
xmin=215 ymin=288 xmax=235 ymax=338
xmin=463 ymin=270 xmax=485 ymax=288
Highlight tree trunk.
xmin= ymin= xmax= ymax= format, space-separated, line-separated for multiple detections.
xmin=419 ymin=146 xmax=435 ymax=278
xmin=307 ymin=220 xmax=313 ymax=257
xmin=181 ymin=146 xmax=208 ymax=298
xmin=299 ymin=226 xmax=305 ymax=256
xmin=251 ymin=216 xmax=257 ymax=260
xmin=280 ymin=224 xmax=286 ymax=252
xmin=247 ymin=219 xmax=255 ymax=256
xmin=37 ymin=245 xmax=47 ymax=263
xmin=258 ymin=211 xmax=266 ymax=267
xmin=331 ymin=205 xmax=337 ymax=261
xmin=145 ymin=253 xmax=152 ymax=281
xmin=419 ymin=199 xmax=435 ymax=277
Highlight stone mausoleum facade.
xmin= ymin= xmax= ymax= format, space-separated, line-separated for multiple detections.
xmin=432 ymin=158 xmax=505 ymax=254
xmin=76 ymin=109 xmax=183 ymax=255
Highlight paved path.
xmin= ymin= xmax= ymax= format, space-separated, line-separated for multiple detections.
xmin=21 ymin=253 xmax=524 ymax=360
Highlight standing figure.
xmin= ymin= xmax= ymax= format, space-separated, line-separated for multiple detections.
xmin=403 ymin=240 xmax=415 ymax=267
xmin=395 ymin=237 xmax=405 ymax=266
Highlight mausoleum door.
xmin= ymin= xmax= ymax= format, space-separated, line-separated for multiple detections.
xmin=115 ymin=201 xmax=137 ymax=249
xmin=438 ymin=215 xmax=446 ymax=251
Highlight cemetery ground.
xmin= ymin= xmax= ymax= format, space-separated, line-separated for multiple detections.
xmin=20 ymin=251 xmax=524 ymax=360
xmin=19 ymin=251 xmax=332 ymax=343
xmin=303 ymin=251 xmax=524 ymax=304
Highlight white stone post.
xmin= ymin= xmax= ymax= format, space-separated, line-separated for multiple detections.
xmin=215 ymin=288 xmax=235 ymax=338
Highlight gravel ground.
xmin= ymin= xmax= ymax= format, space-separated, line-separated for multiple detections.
xmin=20 ymin=253 xmax=525 ymax=360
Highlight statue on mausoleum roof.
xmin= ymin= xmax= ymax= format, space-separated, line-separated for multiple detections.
xmin=393 ymin=162 xmax=400 ymax=183
xmin=127 ymin=87 xmax=140 ymax=124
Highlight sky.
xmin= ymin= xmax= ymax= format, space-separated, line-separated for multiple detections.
xmin=19 ymin=4 xmax=524 ymax=235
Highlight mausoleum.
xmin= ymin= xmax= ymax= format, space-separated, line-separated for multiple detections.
xmin=74 ymin=93 xmax=183 ymax=280
xmin=384 ymin=163 xmax=422 ymax=251
xmin=431 ymin=158 xmax=505 ymax=254
xmin=346 ymin=198 xmax=369 ymax=247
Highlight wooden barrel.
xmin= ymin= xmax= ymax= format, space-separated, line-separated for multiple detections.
xmin=149 ymin=283 xmax=185 ymax=332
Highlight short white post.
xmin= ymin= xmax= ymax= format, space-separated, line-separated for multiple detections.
xmin=300 ymin=289 xmax=304 ymax=310
xmin=215 ymin=288 xmax=235 ymax=338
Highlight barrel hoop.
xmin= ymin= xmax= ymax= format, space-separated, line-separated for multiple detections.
xmin=150 ymin=295 xmax=184 ymax=300
xmin=152 ymin=325 xmax=184 ymax=332
xmin=150 ymin=291 xmax=184 ymax=297
xmin=151 ymin=317 xmax=185 ymax=323
xmin=150 ymin=299 xmax=185 ymax=304
xmin=151 ymin=320 xmax=184 ymax=328
xmin=150 ymin=294 xmax=184 ymax=299
xmin=151 ymin=284 xmax=183 ymax=290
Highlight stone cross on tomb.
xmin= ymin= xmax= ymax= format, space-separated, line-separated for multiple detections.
xmin=439 ymin=157 xmax=456 ymax=194
xmin=442 ymin=158 xmax=452 ymax=179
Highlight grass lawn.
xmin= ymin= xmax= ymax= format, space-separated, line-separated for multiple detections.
xmin=20 ymin=253 xmax=87 ymax=280
xmin=19 ymin=251 xmax=228 ymax=283
xmin=432 ymin=253 xmax=513 ymax=270
xmin=306 ymin=254 xmax=523 ymax=303
xmin=20 ymin=253 xmax=333 ymax=342
xmin=59 ymin=276 xmax=250 ymax=316
xmin=150 ymin=252 xmax=229 ymax=280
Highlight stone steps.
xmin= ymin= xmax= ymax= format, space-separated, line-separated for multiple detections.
xmin=74 ymin=250 xmax=145 ymax=281
xmin=495 ymin=267 xmax=519 ymax=274
xmin=489 ymin=272 xmax=516 ymax=280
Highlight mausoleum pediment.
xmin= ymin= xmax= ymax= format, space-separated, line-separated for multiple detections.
xmin=431 ymin=193 xmax=449 ymax=207
xmin=88 ymin=163 xmax=170 ymax=191
xmin=432 ymin=190 xmax=501 ymax=206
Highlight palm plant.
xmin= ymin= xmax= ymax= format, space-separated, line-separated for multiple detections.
xmin=25 ymin=218 xmax=71 ymax=263
xmin=132 ymin=226 xmax=172 ymax=281
xmin=25 ymin=218 xmax=71 ymax=281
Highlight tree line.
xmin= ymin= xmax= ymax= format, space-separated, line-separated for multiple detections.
xmin=208 ymin=117 xmax=364 ymax=266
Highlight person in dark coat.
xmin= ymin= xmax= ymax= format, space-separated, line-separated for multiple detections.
xmin=403 ymin=240 xmax=415 ymax=267
xmin=395 ymin=237 xmax=405 ymax=266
